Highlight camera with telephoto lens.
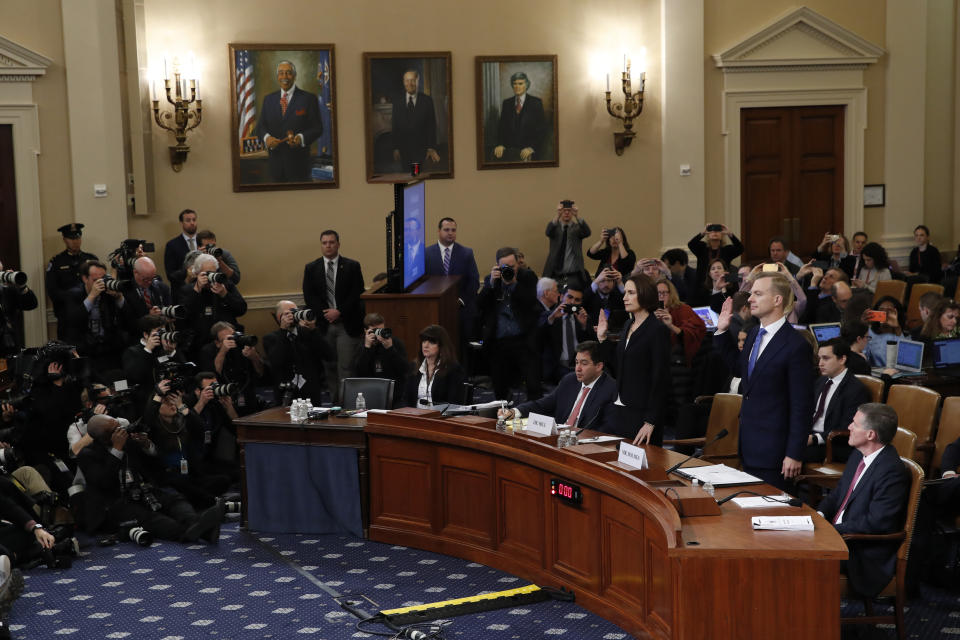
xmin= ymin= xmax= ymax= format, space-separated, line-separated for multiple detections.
xmin=229 ymin=332 xmax=257 ymax=348
xmin=0 ymin=270 xmax=26 ymax=287
xmin=292 ymin=308 xmax=315 ymax=322
xmin=204 ymin=271 xmax=228 ymax=285
xmin=203 ymin=244 xmax=224 ymax=259
xmin=372 ymin=327 xmax=392 ymax=339
xmin=1 ymin=392 xmax=31 ymax=411
xmin=159 ymin=305 xmax=185 ymax=320
xmin=108 ymin=239 xmax=154 ymax=272
xmin=101 ymin=274 xmax=132 ymax=292
xmin=157 ymin=360 xmax=197 ymax=394
xmin=209 ymin=381 xmax=238 ymax=398
xmin=158 ymin=329 xmax=180 ymax=343
xmin=498 ymin=264 xmax=515 ymax=281
xmin=116 ymin=519 xmax=154 ymax=547
xmin=0 ymin=446 xmax=22 ymax=472
xmin=562 ymin=304 xmax=581 ymax=315
xmin=32 ymin=341 xmax=91 ymax=384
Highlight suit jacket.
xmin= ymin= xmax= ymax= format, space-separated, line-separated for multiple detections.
xmin=163 ymin=235 xmax=191 ymax=296
xmin=584 ymin=287 xmax=625 ymax=328
xmin=391 ymin=92 xmax=437 ymax=165
xmin=404 ymin=362 xmax=466 ymax=407
xmin=496 ymin=94 xmax=547 ymax=158
xmin=941 ymin=436 xmax=960 ymax=474
xmin=819 ymin=445 xmax=910 ymax=598
xmin=122 ymin=278 xmax=173 ymax=333
xmin=263 ymin=327 xmax=334 ymax=404
xmin=178 ymin=282 xmax=248 ymax=357
xmin=256 ymin=86 xmax=323 ymax=182
xmin=476 ymin=268 xmax=541 ymax=346
xmin=539 ymin=309 xmax=594 ymax=375
xmin=0 ymin=285 xmax=38 ymax=356
xmin=717 ymin=322 xmax=814 ymax=469
xmin=59 ymin=288 xmax=129 ymax=357
xmin=815 ymin=371 xmax=871 ymax=438
xmin=801 ymin=289 xmax=842 ymax=324
xmin=302 ymin=255 xmax=366 ymax=337
xmin=543 ymin=219 xmax=592 ymax=279
xmin=517 ymin=371 xmax=616 ymax=431
xmin=425 ymin=242 xmax=480 ymax=312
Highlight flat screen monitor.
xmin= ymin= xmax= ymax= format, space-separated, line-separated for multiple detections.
xmin=932 ymin=338 xmax=960 ymax=368
xmin=401 ymin=181 xmax=426 ymax=291
xmin=809 ymin=322 xmax=841 ymax=345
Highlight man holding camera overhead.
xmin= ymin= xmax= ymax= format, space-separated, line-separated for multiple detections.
xmin=60 ymin=260 xmax=129 ymax=371
xmin=178 ymin=254 xmax=247 ymax=360
xmin=263 ymin=301 xmax=333 ymax=406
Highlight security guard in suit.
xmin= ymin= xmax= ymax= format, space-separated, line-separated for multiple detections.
xmin=46 ymin=224 xmax=98 ymax=339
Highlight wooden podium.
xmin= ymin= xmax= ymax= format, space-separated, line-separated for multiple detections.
xmin=361 ymin=275 xmax=461 ymax=356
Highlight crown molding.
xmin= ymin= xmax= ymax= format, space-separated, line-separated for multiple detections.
xmin=0 ymin=34 xmax=52 ymax=83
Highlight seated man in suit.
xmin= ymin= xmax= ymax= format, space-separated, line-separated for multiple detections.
xmin=539 ymin=282 xmax=592 ymax=384
xmin=499 ymin=341 xmax=615 ymax=432
xmin=804 ymin=338 xmax=871 ymax=463
xmin=818 ymin=403 xmax=910 ymax=598
xmin=424 ymin=217 xmax=480 ymax=339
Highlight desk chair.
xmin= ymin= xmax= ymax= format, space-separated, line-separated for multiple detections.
xmin=886 ymin=384 xmax=941 ymax=471
xmin=931 ymin=396 xmax=960 ymax=478
xmin=873 ymin=280 xmax=907 ymax=305
xmin=839 ymin=457 xmax=924 ymax=640
xmin=801 ymin=428 xmax=916 ymax=495
xmin=905 ymin=283 xmax=944 ymax=330
xmin=339 ymin=378 xmax=395 ymax=410
xmin=855 ymin=374 xmax=884 ymax=403
xmin=662 ymin=393 xmax=741 ymax=467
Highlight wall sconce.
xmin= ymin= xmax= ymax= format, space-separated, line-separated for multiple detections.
xmin=605 ymin=57 xmax=645 ymax=155
xmin=152 ymin=54 xmax=202 ymax=172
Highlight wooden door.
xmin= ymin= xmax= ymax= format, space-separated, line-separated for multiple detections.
xmin=741 ymin=106 xmax=844 ymax=262
xmin=0 ymin=125 xmax=19 ymax=270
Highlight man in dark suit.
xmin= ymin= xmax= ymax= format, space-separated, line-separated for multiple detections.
xmin=46 ymin=223 xmax=98 ymax=338
xmin=0 ymin=259 xmax=38 ymax=357
xmin=493 ymin=71 xmax=547 ymax=162
xmin=256 ymin=60 xmax=323 ymax=183
xmin=716 ymin=272 xmax=814 ymax=489
xmin=477 ymin=247 xmax=543 ymax=400
xmin=60 ymin=260 xmax=129 ymax=371
xmin=163 ymin=208 xmax=198 ymax=299
xmin=500 ymin=341 xmax=615 ymax=431
xmin=262 ymin=300 xmax=333 ymax=406
xmin=797 ymin=265 xmax=848 ymax=324
xmin=539 ymin=283 xmax=592 ymax=383
xmin=302 ymin=230 xmax=365 ymax=403
xmin=661 ymin=249 xmax=699 ymax=303
xmin=122 ymin=256 xmax=173 ymax=334
xmin=424 ymin=217 xmax=480 ymax=339
xmin=178 ymin=255 xmax=247 ymax=360
xmin=804 ymin=338 xmax=871 ymax=463
xmin=818 ymin=403 xmax=910 ymax=598
xmin=391 ymin=70 xmax=440 ymax=170
xmin=768 ymin=237 xmax=800 ymax=277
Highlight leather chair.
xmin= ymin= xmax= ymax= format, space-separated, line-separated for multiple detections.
xmin=803 ymin=428 xmax=916 ymax=491
xmin=663 ymin=393 xmax=741 ymax=467
xmin=854 ymin=374 xmax=884 ymax=404
xmin=839 ymin=457 xmax=924 ymax=640
xmin=885 ymin=384 xmax=941 ymax=471
xmin=904 ymin=283 xmax=944 ymax=330
xmin=339 ymin=378 xmax=396 ymax=410
xmin=931 ymin=396 xmax=960 ymax=477
xmin=873 ymin=280 xmax=907 ymax=305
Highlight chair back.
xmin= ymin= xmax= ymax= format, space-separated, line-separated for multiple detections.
xmin=885 ymin=384 xmax=940 ymax=466
xmin=854 ymin=374 xmax=884 ymax=404
xmin=905 ymin=283 xmax=944 ymax=330
xmin=896 ymin=457 xmax=925 ymax=579
xmin=702 ymin=393 xmax=741 ymax=460
xmin=873 ymin=280 xmax=907 ymax=305
xmin=339 ymin=378 xmax=396 ymax=410
xmin=932 ymin=396 xmax=960 ymax=475
xmin=891 ymin=427 xmax=917 ymax=460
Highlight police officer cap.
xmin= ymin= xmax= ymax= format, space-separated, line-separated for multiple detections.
xmin=57 ymin=223 xmax=84 ymax=238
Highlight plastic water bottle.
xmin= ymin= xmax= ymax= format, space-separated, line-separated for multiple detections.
xmin=355 ymin=393 xmax=366 ymax=412
xmin=496 ymin=414 xmax=507 ymax=433
xmin=885 ymin=341 xmax=898 ymax=368
xmin=703 ymin=481 xmax=715 ymax=497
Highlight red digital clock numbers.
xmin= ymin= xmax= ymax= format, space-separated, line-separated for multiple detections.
xmin=550 ymin=478 xmax=583 ymax=505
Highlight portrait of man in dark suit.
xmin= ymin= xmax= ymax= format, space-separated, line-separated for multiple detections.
xmin=494 ymin=72 xmax=546 ymax=162
xmin=392 ymin=70 xmax=440 ymax=168
xmin=256 ymin=60 xmax=324 ymax=183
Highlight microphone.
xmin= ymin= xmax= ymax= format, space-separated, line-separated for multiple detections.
xmin=665 ymin=428 xmax=729 ymax=474
xmin=716 ymin=490 xmax=802 ymax=507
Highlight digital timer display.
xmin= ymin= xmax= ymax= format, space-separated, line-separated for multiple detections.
xmin=550 ymin=478 xmax=583 ymax=506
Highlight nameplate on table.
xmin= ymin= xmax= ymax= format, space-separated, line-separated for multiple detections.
xmin=617 ymin=442 xmax=648 ymax=470
xmin=525 ymin=412 xmax=556 ymax=436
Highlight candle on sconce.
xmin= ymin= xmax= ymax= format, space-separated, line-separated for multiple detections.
xmin=195 ymin=77 xmax=200 ymax=98
xmin=163 ymin=55 xmax=169 ymax=81
xmin=623 ymin=54 xmax=626 ymax=72
xmin=606 ymin=73 xmax=610 ymax=91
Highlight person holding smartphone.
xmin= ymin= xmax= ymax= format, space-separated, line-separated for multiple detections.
xmin=586 ymin=226 xmax=636 ymax=279
xmin=687 ymin=223 xmax=743 ymax=288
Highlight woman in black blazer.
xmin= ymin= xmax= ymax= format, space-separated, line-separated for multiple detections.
xmin=596 ymin=273 xmax=672 ymax=445
xmin=404 ymin=324 xmax=466 ymax=407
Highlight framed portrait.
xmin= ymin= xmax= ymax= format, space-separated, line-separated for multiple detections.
xmin=475 ymin=55 xmax=558 ymax=170
xmin=363 ymin=52 xmax=453 ymax=182
xmin=228 ymin=43 xmax=338 ymax=192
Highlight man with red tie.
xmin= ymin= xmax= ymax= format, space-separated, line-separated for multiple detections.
xmin=256 ymin=60 xmax=323 ymax=183
xmin=818 ymin=403 xmax=910 ymax=598
xmin=498 ymin=341 xmax=616 ymax=431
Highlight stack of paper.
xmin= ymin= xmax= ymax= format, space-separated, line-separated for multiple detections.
xmin=676 ymin=464 xmax=763 ymax=487
xmin=750 ymin=516 xmax=814 ymax=531
xmin=731 ymin=495 xmax=793 ymax=508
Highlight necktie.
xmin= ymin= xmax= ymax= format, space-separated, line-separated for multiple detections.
xmin=187 ymin=237 xmax=196 ymax=252
xmin=833 ymin=459 xmax=866 ymax=524
xmin=408 ymin=96 xmax=415 ymax=111
xmin=325 ymin=260 xmax=337 ymax=310
xmin=812 ymin=379 xmax=833 ymax=423
xmin=515 ymin=97 xmax=522 ymax=114
xmin=557 ymin=226 xmax=568 ymax=273
xmin=142 ymin=288 xmax=152 ymax=308
xmin=280 ymin=92 xmax=288 ymax=117
xmin=561 ymin=315 xmax=577 ymax=365
xmin=746 ymin=327 xmax=767 ymax=379
xmin=443 ymin=247 xmax=451 ymax=275
xmin=565 ymin=386 xmax=590 ymax=427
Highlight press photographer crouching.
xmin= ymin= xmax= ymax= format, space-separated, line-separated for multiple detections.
xmin=263 ymin=301 xmax=333 ymax=405
xmin=354 ymin=313 xmax=408 ymax=408
xmin=122 ymin=315 xmax=186 ymax=413
xmin=76 ymin=414 xmax=223 ymax=544
xmin=185 ymin=372 xmax=240 ymax=482
xmin=178 ymin=254 xmax=247 ymax=360
xmin=199 ymin=322 xmax=263 ymax=416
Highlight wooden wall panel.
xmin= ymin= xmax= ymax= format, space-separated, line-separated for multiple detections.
xmin=369 ymin=437 xmax=433 ymax=531
xmin=496 ymin=459 xmax=545 ymax=569
xmin=601 ymin=495 xmax=647 ymax=617
xmin=549 ymin=486 xmax=601 ymax=590
xmin=438 ymin=448 xmax=494 ymax=546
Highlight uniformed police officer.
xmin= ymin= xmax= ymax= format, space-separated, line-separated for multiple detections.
xmin=46 ymin=224 xmax=98 ymax=338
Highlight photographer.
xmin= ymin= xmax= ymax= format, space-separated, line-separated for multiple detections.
xmin=60 ymin=260 xmax=129 ymax=371
xmin=108 ymin=239 xmax=150 ymax=282
xmin=353 ymin=313 xmax=408 ymax=407
xmin=0 ymin=260 xmax=38 ymax=357
xmin=196 ymin=230 xmax=241 ymax=284
xmin=186 ymin=373 xmax=240 ymax=480
xmin=199 ymin=322 xmax=262 ymax=415
xmin=584 ymin=267 xmax=625 ymax=328
xmin=122 ymin=315 xmax=184 ymax=413
xmin=477 ymin=247 xmax=542 ymax=400
xmin=263 ymin=301 xmax=333 ymax=405
xmin=122 ymin=257 xmax=173 ymax=333
xmin=77 ymin=414 xmax=223 ymax=544
xmin=0 ymin=474 xmax=57 ymax=566
xmin=540 ymin=282 xmax=592 ymax=384
xmin=179 ymin=255 xmax=247 ymax=359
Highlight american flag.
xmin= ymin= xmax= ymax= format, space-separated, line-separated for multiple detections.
xmin=235 ymin=50 xmax=256 ymax=144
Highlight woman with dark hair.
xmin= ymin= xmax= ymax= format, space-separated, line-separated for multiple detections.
xmin=852 ymin=242 xmax=892 ymax=293
xmin=864 ymin=296 xmax=907 ymax=366
xmin=687 ymin=223 xmax=744 ymax=287
xmin=586 ymin=227 xmax=636 ymax=279
xmin=404 ymin=324 xmax=465 ymax=407
xmin=596 ymin=273 xmax=672 ymax=446
xmin=908 ymin=224 xmax=943 ymax=284
xmin=920 ymin=298 xmax=960 ymax=340
xmin=701 ymin=258 xmax=738 ymax=312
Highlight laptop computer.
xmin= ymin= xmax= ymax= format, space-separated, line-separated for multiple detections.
xmin=871 ymin=339 xmax=925 ymax=378
xmin=931 ymin=337 xmax=960 ymax=376
xmin=808 ymin=322 xmax=842 ymax=346
xmin=692 ymin=306 xmax=719 ymax=332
